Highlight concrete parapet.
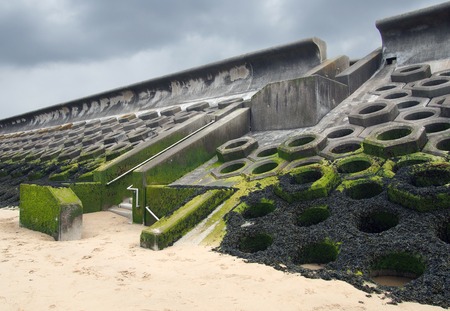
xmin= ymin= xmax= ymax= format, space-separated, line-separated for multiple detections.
xmin=250 ymin=75 xmax=348 ymax=131
xmin=0 ymin=38 xmax=326 ymax=133
xmin=376 ymin=2 xmax=450 ymax=65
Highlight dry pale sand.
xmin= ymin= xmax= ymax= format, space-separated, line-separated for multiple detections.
xmin=0 ymin=210 xmax=445 ymax=311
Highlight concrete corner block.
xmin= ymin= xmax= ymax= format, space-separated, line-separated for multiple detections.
xmin=363 ymin=123 xmax=427 ymax=158
xmin=391 ymin=64 xmax=431 ymax=83
xmin=216 ymin=136 xmax=258 ymax=162
xmin=19 ymin=184 xmax=83 ymax=241
xmin=348 ymin=101 xmax=399 ymax=127
xmin=411 ymin=76 xmax=450 ymax=98
xmin=278 ymin=132 xmax=327 ymax=161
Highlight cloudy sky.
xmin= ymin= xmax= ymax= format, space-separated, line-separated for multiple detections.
xmin=0 ymin=0 xmax=445 ymax=119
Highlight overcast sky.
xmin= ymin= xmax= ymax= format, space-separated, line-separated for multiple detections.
xmin=0 ymin=0 xmax=445 ymax=119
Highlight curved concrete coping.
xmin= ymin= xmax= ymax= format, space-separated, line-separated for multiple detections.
xmin=376 ymin=2 xmax=450 ymax=64
xmin=0 ymin=37 xmax=326 ymax=134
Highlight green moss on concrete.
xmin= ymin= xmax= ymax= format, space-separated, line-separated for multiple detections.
xmin=144 ymin=147 xmax=212 ymax=185
xmin=70 ymin=182 xmax=104 ymax=213
xmin=387 ymin=162 xmax=450 ymax=212
xmin=381 ymin=152 xmax=445 ymax=178
xmin=144 ymin=185 xmax=202 ymax=226
xmin=274 ymin=164 xmax=340 ymax=203
xmin=140 ymin=188 xmax=234 ymax=250
xmin=337 ymin=176 xmax=384 ymax=200
xmin=20 ymin=184 xmax=82 ymax=240
xmin=235 ymin=198 xmax=275 ymax=219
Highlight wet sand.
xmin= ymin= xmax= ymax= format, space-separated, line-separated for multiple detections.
xmin=0 ymin=209 xmax=445 ymax=311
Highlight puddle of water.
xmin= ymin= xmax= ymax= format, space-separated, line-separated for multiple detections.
xmin=372 ymin=275 xmax=413 ymax=287
xmin=300 ymin=263 xmax=325 ymax=270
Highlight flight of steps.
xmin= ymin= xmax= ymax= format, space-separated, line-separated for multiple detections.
xmin=108 ymin=198 xmax=133 ymax=221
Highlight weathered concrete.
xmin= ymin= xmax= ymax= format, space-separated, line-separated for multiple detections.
xmin=376 ymin=2 xmax=450 ymax=65
xmin=0 ymin=38 xmax=326 ymax=133
xmin=335 ymin=48 xmax=382 ymax=95
xmin=250 ymin=75 xmax=348 ymax=131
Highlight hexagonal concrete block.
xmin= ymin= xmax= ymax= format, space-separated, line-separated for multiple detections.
xmin=216 ymin=136 xmax=258 ymax=162
xmin=379 ymin=89 xmax=412 ymax=101
xmin=322 ymin=124 xmax=364 ymax=141
xmin=390 ymin=96 xmax=429 ymax=110
xmin=212 ymin=159 xmax=251 ymax=179
xmin=428 ymin=94 xmax=450 ymax=117
xmin=277 ymin=133 xmax=326 ymax=161
xmin=348 ymin=101 xmax=399 ymax=127
xmin=422 ymin=135 xmax=450 ymax=157
xmin=370 ymin=82 xmax=405 ymax=96
xmin=395 ymin=107 xmax=441 ymax=123
xmin=363 ymin=123 xmax=427 ymax=158
xmin=418 ymin=117 xmax=450 ymax=137
xmin=319 ymin=138 xmax=364 ymax=161
xmin=411 ymin=76 xmax=450 ymax=98
xmin=248 ymin=145 xmax=279 ymax=162
xmin=391 ymin=64 xmax=431 ymax=83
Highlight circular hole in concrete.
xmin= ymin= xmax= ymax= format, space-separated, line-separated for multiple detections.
xmin=400 ymin=66 xmax=421 ymax=73
xmin=397 ymin=100 xmax=420 ymax=109
xmin=331 ymin=142 xmax=361 ymax=154
xmin=370 ymin=252 xmax=425 ymax=287
xmin=293 ymin=169 xmax=323 ymax=185
xmin=359 ymin=211 xmax=398 ymax=233
xmin=239 ymin=233 xmax=273 ymax=253
xmin=375 ymin=85 xmax=396 ymax=92
xmin=436 ymin=138 xmax=450 ymax=151
xmin=241 ymin=199 xmax=275 ymax=219
xmin=438 ymin=220 xmax=450 ymax=244
xmin=438 ymin=71 xmax=450 ymax=77
xmin=225 ymin=140 xmax=247 ymax=149
xmin=424 ymin=122 xmax=450 ymax=133
xmin=297 ymin=205 xmax=330 ymax=227
xmin=220 ymin=162 xmax=246 ymax=174
xmin=295 ymin=240 xmax=339 ymax=265
xmin=376 ymin=128 xmax=412 ymax=141
xmin=288 ymin=136 xmax=315 ymax=147
xmin=252 ymin=162 xmax=278 ymax=174
xmin=257 ymin=147 xmax=278 ymax=157
xmin=346 ymin=181 xmax=383 ymax=200
xmin=327 ymin=128 xmax=354 ymax=139
xmin=404 ymin=111 xmax=435 ymax=120
xmin=359 ymin=104 xmax=385 ymax=114
xmin=337 ymin=159 xmax=372 ymax=174
xmin=411 ymin=169 xmax=450 ymax=187
xmin=422 ymin=79 xmax=449 ymax=86
xmin=384 ymin=91 xmax=409 ymax=99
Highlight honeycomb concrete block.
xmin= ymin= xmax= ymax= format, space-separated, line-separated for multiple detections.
xmin=422 ymin=135 xmax=450 ymax=157
xmin=186 ymin=101 xmax=209 ymax=112
xmin=411 ymin=76 xmax=450 ymax=98
xmin=319 ymin=138 xmax=364 ymax=160
xmin=244 ymin=159 xmax=286 ymax=181
xmin=283 ymin=156 xmax=325 ymax=172
xmin=391 ymin=64 xmax=431 ymax=83
xmin=379 ymin=89 xmax=412 ymax=100
xmin=160 ymin=106 xmax=181 ymax=116
xmin=216 ymin=136 xmax=258 ymax=162
xmin=395 ymin=107 xmax=441 ymax=123
xmin=428 ymin=95 xmax=450 ymax=117
xmin=278 ymin=133 xmax=327 ymax=161
xmin=432 ymin=69 xmax=450 ymax=78
xmin=419 ymin=117 xmax=450 ymax=137
xmin=248 ymin=145 xmax=279 ymax=162
xmin=138 ymin=110 xmax=159 ymax=120
xmin=370 ymin=82 xmax=405 ymax=96
xmin=363 ymin=123 xmax=427 ymax=158
xmin=211 ymin=159 xmax=251 ymax=179
xmin=391 ymin=96 xmax=429 ymax=110
xmin=322 ymin=124 xmax=364 ymax=141
xmin=348 ymin=101 xmax=399 ymax=127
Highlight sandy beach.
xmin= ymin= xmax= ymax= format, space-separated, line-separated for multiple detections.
xmin=0 ymin=209 xmax=445 ymax=311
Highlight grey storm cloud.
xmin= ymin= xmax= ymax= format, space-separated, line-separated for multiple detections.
xmin=1 ymin=0 xmax=443 ymax=67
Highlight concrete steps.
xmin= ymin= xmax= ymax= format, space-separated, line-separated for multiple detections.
xmin=108 ymin=198 xmax=132 ymax=221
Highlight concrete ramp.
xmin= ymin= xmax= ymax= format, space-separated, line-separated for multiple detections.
xmin=376 ymin=2 xmax=450 ymax=65
xmin=0 ymin=38 xmax=325 ymax=133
